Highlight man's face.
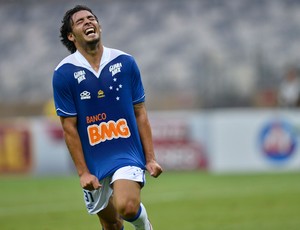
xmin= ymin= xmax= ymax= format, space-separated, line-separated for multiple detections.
xmin=68 ymin=10 xmax=101 ymax=47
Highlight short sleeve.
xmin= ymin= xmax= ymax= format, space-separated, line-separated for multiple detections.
xmin=131 ymin=58 xmax=145 ymax=104
xmin=52 ymin=70 xmax=77 ymax=117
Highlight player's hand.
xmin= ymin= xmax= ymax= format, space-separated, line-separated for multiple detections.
xmin=146 ymin=160 xmax=163 ymax=178
xmin=80 ymin=172 xmax=101 ymax=190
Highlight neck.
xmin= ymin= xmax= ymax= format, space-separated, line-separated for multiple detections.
xmin=77 ymin=42 xmax=104 ymax=72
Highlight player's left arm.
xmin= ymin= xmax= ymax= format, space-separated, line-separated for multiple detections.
xmin=134 ymin=102 xmax=163 ymax=178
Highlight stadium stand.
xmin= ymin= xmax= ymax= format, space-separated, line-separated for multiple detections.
xmin=1 ymin=0 xmax=300 ymax=116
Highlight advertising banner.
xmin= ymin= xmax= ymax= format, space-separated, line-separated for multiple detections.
xmin=0 ymin=120 xmax=32 ymax=173
xmin=0 ymin=118 xmax=72 ymax=175
xmin=209 ymin=109 xmax=300 ymax=172
xmin=2 ymin=109 xmax=300 ymax=175
xmin=30 ymin=118 xmax=73 ymax=175
xmin=149 ymin=112 xmax=208 ymax=170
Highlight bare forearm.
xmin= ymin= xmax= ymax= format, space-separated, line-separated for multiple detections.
xmin=134 ymin=103 xmax=163 ymax=177
xmin=64 ymin=129 xmax=90 ymax=176
xmin=60 ymin=117 xmax=89 ymax=176
xmin=134 ymin=103 xmax=156 ymax=162
xmin=138 ymin=119 xmax=156 ymax=163
xmin=63 ymin=123 xmax=101 ymax=190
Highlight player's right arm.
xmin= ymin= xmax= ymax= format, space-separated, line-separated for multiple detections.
xmin=60 ymin=116 xmax=101 ymax=190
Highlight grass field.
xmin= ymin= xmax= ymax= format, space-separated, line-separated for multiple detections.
xmin=1 ymin=171 xmax=300 ymax=230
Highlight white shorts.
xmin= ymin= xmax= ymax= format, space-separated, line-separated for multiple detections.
xmin=83 ymin=166 xmax=145 ymax=214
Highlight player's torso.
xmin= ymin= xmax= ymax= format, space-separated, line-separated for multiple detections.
xmin=54 ymin=49 xmax=146 ymax=179
xmin=68 ymin=55 xmax=136 ymax=146
xmin=72 ymin=56 xmax=132 ymax=115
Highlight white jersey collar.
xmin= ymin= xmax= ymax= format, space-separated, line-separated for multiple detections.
xmin=74 ymin=46 xmax=110 ymax=77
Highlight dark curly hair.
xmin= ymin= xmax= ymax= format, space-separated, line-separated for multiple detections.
xmin=60 ymin=5 xmax=98 ymax=53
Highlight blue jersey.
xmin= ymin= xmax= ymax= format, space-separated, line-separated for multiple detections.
xmin=52 ymin=47 xmax=146 ymax=180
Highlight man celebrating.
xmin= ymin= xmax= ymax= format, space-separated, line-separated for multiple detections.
xmin=52 ymin=5 xmax=162 ymax=230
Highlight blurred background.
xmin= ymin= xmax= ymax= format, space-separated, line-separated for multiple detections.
xmin=1 ymin=0 xmax=300 ymax=175
xmin=2 ymin=1 xmax=300 ymax=229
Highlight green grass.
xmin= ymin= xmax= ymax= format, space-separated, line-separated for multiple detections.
xmin=1 ymin=171 xmax=300 ymax=230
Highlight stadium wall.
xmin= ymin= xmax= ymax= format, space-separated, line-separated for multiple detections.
xmin=208 ymin=109 xmax=300 ymax=173
xmin=1 ymin=109 xmax=300 ymax=175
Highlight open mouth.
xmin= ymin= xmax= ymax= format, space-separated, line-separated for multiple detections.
xmin=85 ymin=28 xmax=96 ymax=36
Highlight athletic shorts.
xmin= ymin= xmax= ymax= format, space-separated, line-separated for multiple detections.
xmin=82 ymin=166 xmax=145 ymax=214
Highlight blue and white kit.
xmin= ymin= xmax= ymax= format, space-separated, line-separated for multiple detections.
xmin=52 ymin=47 xmax=146 ymax=180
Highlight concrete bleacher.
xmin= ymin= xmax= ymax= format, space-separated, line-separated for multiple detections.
xmin=1 ymin=0 xmax=300 ymax=115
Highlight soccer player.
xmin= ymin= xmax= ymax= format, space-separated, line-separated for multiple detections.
xmin=52 ymin=5 xmax=163 ymax=230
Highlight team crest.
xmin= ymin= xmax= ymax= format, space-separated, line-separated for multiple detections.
xmin=97 ymin=90 xmax=105 ymax=98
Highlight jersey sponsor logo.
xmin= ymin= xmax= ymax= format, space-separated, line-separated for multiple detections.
xmin=74 ymin=70 xmax=86 ymax=84
xmin=80 ymin=91 xmax=91 ymax=100
xmin=109 ymin=63 xmax=122 ymax=76
xmin=86 ymin=113 xmax=107 ymax=124
xmin=87 ymin=118 xmax=131 ymax=146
